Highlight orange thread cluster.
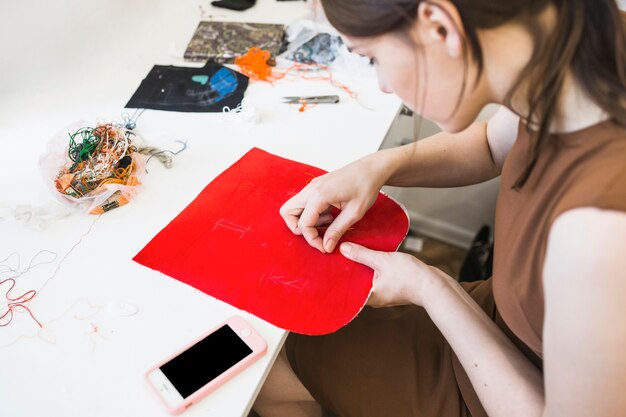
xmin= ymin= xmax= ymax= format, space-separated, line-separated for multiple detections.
xmin=234 ymin=47 xmax=358 ymax=112
xmin=234 ymin=47 xmax=276 ymax=82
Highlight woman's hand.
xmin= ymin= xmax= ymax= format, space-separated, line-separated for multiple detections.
xmin=279 ymin=156 xmax=388 ymax=253
xmin=339 ymin=242 xmax=441 ymax=307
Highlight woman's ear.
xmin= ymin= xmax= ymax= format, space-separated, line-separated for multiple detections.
xmin=416 ymin=0 xmax=464 ymax=58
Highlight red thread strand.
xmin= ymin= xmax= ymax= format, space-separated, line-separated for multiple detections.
xmin=0 ymin=278 xmax=42 ymax=328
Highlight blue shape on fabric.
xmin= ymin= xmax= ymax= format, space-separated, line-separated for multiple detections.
xmin=210 ymin=67 xmax=239 ymax=99
xmin=192 ymin=75 xmax=209 ymax=85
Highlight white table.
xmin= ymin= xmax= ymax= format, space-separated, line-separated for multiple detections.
xmin=0 ymin=1 xmax=400 ymax=416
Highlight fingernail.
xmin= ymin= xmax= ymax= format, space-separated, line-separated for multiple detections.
xmin=325 ymin=239 xmax=335 ymax=253
xmin=340 ymin=243 xmax=352 ymax=255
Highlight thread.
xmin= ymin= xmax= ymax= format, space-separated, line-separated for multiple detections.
xmin=0 ymin=217 xmax=100 ymax=347
xmin=120 ymin=108 xmax=146 ymax=130
xmin=222 ymin=99 xmax=261 ymax=124
xmin=60 ymin=124 xmax=139 ymax=197
xmin=0 ymin=278 xmax=42 ymax=328
xmin=0 ymin=250 xmax=57 ymax=278
xmin=234 ymin=48 xmax=275 ymax=81
xmin=138 ymin=140 xmax=188 ymax=169
xmin=54 ymin=123 xmax=144 ymax=214
xmin=234 ymin=48 xmax=359 ymax=109
xmin=0 ymin=298 xmax=103 ymax=348
xmin=0 ymin=250 xmax=58 ymax=329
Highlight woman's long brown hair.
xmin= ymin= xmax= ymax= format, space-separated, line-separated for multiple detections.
xmin=320 ymin=0 xmax=626 ymax=188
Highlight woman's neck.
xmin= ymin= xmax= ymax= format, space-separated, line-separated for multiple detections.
xmin=551 ymin=76 xmax=609 ymax=133
xmin=510 ymin=75 xmax=609 ymax=134
xmin=480 ymin=7 xmax=609 ymax=134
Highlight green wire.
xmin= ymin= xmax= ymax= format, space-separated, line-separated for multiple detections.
xmin=67 ymin=127 xmax=101 ymax=163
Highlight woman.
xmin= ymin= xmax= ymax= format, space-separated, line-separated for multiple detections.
xmin=255 ymin=1 xmax=626 ymax=416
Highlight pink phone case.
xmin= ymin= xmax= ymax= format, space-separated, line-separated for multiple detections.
xmin=146 ymin=315 xmax=267 ymax=415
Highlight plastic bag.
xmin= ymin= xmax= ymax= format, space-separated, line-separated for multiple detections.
xmin=39 ymin=121 xmax=146 ymax=215
xmin=0 ymin=203 xmax=70 ymax=230
xmin=279 ymin=18 xmax=374 ymax=76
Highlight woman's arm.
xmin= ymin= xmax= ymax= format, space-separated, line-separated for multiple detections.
xmin=340 ymin=242 xmax=544 ymax=417
xmin=280 ymin=107 xmax=519 ymax=252
xmin=421 ymin=262 xmax=545 ymax=417
xmin=379 ymin=106 xmax=518 ymax=187
xmin=542 ymin=208 xmax=626 ymax=416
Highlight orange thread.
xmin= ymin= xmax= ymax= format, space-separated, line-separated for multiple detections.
xmin=234 ymin=48 xmax=359 ymax=106
xmin=234 ymin=48 xmax=276 ymax=82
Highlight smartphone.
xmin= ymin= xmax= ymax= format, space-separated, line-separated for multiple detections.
xmin=146 ymin=315 xmax=267 ymax=415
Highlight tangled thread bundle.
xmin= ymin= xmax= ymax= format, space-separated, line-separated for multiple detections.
xmin=234 ymin=47 xmax=276 ymax=81
xmin=54 ymin=123 xmax=143 ymax=215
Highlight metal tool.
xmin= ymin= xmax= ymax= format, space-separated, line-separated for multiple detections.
xmin=281 ymin=95 xmax=340 ymax=104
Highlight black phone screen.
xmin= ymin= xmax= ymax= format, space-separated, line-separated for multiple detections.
xmin=160 ymin=324 xmax=253 ymax=398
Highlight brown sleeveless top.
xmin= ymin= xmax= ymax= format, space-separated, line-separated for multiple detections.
xmin=454 ymin=120 xmax=626 ymax=416
xmin=285 ymin=119 xmax=626 ymax=417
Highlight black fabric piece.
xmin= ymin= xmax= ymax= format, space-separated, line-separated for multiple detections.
xmin=125 ymin=61 xmax=249 ymax=113
xmin=211 ymin=0 xmax=256 ymax=11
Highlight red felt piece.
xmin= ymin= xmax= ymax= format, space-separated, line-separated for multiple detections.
xmin=134 ymin=148 xmax=409 ymax=335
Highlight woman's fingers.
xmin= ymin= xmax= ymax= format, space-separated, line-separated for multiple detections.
xmin=322 ymin=206 xmax=362 ymax=253
xmin=339 ymin=242 xmax=385 ymax=270
xmin=279 ymin=168 xmax=371 ymax=253
xmin=297 ymin=198 xmax=332 ymax=252
xmin=281 ymin=192 xmax=362 ymax=253
xmin=279 ymin=194 xmax=306 ymax=235
xmin=315 ymin=213 xmax=334 ymax=227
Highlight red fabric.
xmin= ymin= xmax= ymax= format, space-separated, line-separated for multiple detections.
xmin=134 ymin=148 xmax=409 ymax=335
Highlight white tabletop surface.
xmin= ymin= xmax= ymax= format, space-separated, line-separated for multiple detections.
xmin=0 ymin=1 xmax=400 ymax=416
